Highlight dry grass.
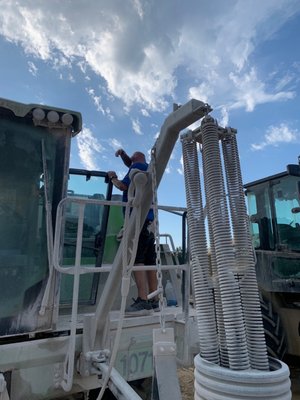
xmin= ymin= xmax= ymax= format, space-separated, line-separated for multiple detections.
xmin=178 ymin=367 xmax=194 ymax=400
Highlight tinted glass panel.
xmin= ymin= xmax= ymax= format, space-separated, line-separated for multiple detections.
xmin=272 ymin=176 xmax=300 ymax=251
xmin=60 ymin=173 xmax=123 ymax=305
xmin=247 ymin=184 xmax=274 ymax=250
xmin=0 ymin=117 xmax=67 ymax=335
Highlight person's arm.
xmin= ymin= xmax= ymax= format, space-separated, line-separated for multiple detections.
xmin=115 ymin=149 xmax=132 ymax=168
xmin=107 ymin=171 xmax=128 ymax=191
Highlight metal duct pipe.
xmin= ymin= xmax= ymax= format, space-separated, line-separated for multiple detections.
xmin=194 ymin=354 xmax=292 ymax=400
xmin=182 ymin=136 xmax=219 ymax=364
xmin=221 ymin=130 xmax=269 ymax=371
xmin=201 ymin=116 xmax=249 ymax=370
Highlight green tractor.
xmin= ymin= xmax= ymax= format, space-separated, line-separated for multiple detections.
xmin=245 ymin=160 xmax=300 ymax=360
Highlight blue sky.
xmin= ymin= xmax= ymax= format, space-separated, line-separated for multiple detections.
xmin=1 ymin=0 xmax=300 ymax=245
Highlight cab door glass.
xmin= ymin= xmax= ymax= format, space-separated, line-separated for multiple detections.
xmin=247 ymin=185 xmax=274 ymax=250
xmin=60 ymin=173 xmax=108 ymax=305
xmin=59 ymin=172 xmax=123 ymax=306
xmin=272 ymin=177 xmax=300 ymax=251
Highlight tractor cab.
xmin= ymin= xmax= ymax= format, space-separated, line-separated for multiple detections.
xmin=245 ymin=163 xmax=300 ymax=293
xmin=245 ymin=162 xmax=300 ymax=360
xmin=0 ymin=99 xmax=81 ymax=337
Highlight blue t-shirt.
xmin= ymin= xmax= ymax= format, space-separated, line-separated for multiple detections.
xmin=122 ymin=162 xmax=154 ymax=221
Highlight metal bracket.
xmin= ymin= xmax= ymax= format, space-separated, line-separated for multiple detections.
xmin=152 ymin=328 xmax=182 ymax=400
xmin=153 ymin=328 xmax=176 ymax=357
xmin=153 ymin=327 xmax=177 ymax=356
xmin=77 ymin=350 xmax=110 ymax=377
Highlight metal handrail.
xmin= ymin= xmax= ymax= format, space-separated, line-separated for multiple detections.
xmin=52 ymin=195 xmax=187 ymax=392
xmin=53 ymin=197 xmax=187 ymax=274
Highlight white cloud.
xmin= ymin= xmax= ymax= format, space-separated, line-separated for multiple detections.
xmin=0 ymin=0 xmax=299 ymax=115
xmin=105 ymin=107 xmax=114 ymax=122
xmin=68 ymin=73 xmax=75 ymax=83
xmin=265 ymin=124 xmax=298 ymax=143
xmin=220 ymin=107 xmax=229 ymax=127
xmin=131 ymin=118 xmax=142 ymax=135
xmin=108 ymin=138 xmax=123 ymax=151
xmin=76 ymin=126 xmax=104 ymax=169
xmin=28 ymin=61 xmax=37 ymax=76
xmin=86 ymin=87 xmax=105 ymax=114
xmin=189 ymin=83 xmax=214 ymax=105
xmin=77 ymin=60 xmax=87 ymax=74
xmin=275 ymin=73 xmax=295 ymax=91
xmin=132 ymin=0 xmax=144 ymax=19
xmin=177 ymin=155 xmax=184 ymax=175
xmin=251 ymin=123 xmax=299 ymax=151
xmin=52 ymin=55 xmax=72 ymax=70
xmin=1 ymin=5 xmax=51 ymax=60
xmin=229 ymin=68 xmax=295 ymax=112
xmin=141 ymin=108 xmax=150 ymax=117
xmin=85 ymin=87 xmax=114 ymax=120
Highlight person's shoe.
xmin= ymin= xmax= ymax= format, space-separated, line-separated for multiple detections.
xmin=125 ymin=297 xmax=153 ymax=316
xmin=149 ymin=299 xmax=160 ymax=312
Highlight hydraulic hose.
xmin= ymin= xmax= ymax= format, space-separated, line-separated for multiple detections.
xmin=182 ymin=137 xmax=219 ymax=364
xmin=201 ymin=116 xmax=249 ymax=370
xmin=222 ymin=131 xmax=269 ymax=371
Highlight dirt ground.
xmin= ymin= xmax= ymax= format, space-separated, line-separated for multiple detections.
xmin=132 ymin=367 xmax=194 ymax=400
xmin=178 ymin=368 xmax=194 ymax=400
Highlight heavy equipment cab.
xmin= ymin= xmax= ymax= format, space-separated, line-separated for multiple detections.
xmin=0 ymin=97 xmax=200 ymax=399
xmin=0 ymin=98 xmax=81 ymax=337
xmin=245 ymin=163 xmax=300 ymax=358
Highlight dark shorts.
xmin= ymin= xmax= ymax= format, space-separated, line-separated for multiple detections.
xmin=135 ymin=221 xmax=156 ymax=265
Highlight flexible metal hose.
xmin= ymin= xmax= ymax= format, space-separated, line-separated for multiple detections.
xmin=201 ymin=116 xmax=249 ymax=370
xmin=182 ymin=137 xmax=219 ymax=364
xmin=194 ymin=354 xmax=292 ymax=400
xmin=222 ymin=131 xmax=269 ymax=371
xmin=202 ymin=157 xmax=229 ymax=368
xmin=198 ymin=135 xmax=229 ymax=368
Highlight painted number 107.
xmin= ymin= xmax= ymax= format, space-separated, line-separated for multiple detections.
xmin=119 ymin=350 xmax=152 ymax=377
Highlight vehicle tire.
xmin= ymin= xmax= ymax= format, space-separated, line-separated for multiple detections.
xmin=260 ymin=295 xmax=287 ymax=360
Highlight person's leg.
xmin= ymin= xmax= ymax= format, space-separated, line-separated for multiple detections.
xmin=145 ymin=230 xmax=157 ymax=293
xmin=126 ymin=267 xmax=152 ymax=315
xmin=134 ymin=266 xmax=148 ymax=300
xmin=125 ymin=222 xmax=153 ymax=315
xmin=145 ymin=230 xmax=159 ymax=310
xmin=147 ymin=270 xmax=158 ymax=293
xmin=133 ymin=222 xmax=150 ymax=298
